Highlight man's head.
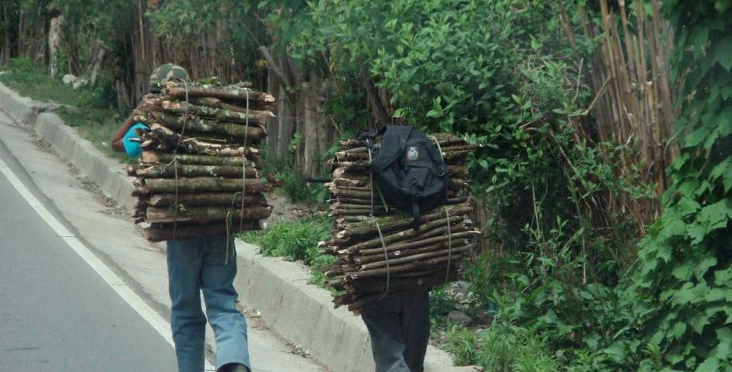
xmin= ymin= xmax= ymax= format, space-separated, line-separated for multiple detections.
xmin=149 ymin=63 xmax=189 ymax=93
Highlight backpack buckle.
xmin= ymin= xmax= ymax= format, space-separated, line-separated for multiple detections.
xmin=435 ymin=166 xmax=446 ymax=177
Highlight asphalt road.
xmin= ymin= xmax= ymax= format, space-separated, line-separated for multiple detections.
xmin=0 ymin=141 xmax=178 ymax=371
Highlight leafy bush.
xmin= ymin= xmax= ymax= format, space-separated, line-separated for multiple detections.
xmin=597 ymin=2 xmax=732 ymax=371
xmin=240 ymin=215 xmax=335 ymax=288
xmin=0 ymin=57 xmax=116 ymax=109
xmin=442 ymin=323 xmax=559 ymax=371
xmin=429 ymin=285 xmax=459 ymax=328
xmin=240 ymin=215 xmax=331 ymax=263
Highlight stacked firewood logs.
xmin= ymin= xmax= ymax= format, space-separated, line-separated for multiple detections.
xmin=127 ymin=80 xmax=274 ymax=242
xmin=320 ymin=133 xmax=481 ymax=313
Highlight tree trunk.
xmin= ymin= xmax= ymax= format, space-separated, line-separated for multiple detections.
xmin=48 ymin=16 xmax=64 ymax=78
xmin=276 ymin=84 xmax=294 ymax=160
xmin=1 ymin=3 xmax=10 ymax=64
xmin=89 ymin=39 xmax=107 ymax=85
xmin=266 ymin=68 xmax=281 ymax=157
xmin=303 ymin=76 xmax=318 ymax=177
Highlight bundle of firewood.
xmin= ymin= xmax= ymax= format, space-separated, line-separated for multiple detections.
xmin=320 ymin=133 xmax=481 ymax=313
xmin=127 ymin=80 xmax=274 ymax=242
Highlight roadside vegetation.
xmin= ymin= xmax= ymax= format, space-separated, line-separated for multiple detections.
xmin=0 ymin=57 xmax=126 ymax=160
xmin=2 ymin=0 xmax=731 ymax=370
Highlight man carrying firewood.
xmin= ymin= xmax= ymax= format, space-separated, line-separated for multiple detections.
xmin=112 ymin=63 xmax=251 ymax=372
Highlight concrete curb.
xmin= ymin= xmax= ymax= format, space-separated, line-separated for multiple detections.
xmin=34 ymin=112 xmax=137 ymax=210
xmin=0 ymin=82 xmax=479 ymax=372
xmin=0 ymin=84 xmax=44 ymax=126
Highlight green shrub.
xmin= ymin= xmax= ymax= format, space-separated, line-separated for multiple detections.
xmin=598 ymin=2 xmax=732 ymax=371
xmin=429 ymin=285 xmax=459 ymax=328
xmin=442 ymin=323 xmax=559 ymax=371
xmin=240 ymin=215 xmax=331 ymax=263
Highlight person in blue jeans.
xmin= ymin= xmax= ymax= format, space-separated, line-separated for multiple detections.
xmin=111 ymin=64 xmax=251 ymax=372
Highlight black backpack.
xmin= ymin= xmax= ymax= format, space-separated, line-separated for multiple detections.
xmin=359 ymin=125 xmax=455 ymax=227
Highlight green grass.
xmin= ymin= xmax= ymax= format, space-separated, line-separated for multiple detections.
xmin=0 ymin=57 xmax=128 ymax=161
xmin=441 ymin=323 xmax=560 ymax=372
xmin=57 ymin=108 xmax=130 ymax=162
xmin=239 ymin=214 xmax=335 ymax=287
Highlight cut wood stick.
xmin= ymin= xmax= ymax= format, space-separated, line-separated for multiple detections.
xmin=149 ymin=111 xmax=267 ymax=140
xmin=189 ymin=96 xmax=273 ymax=113
xmin=141 ymin=124 xmax=254 ymax=157
xmin=148 ymin=192 xmax=268 ymax=207
xmin=145 ymin=205 xmax=272 ymax=224
xmin=344 ymin=268 xmax=461 ymax=295
xmin=347 ymin=254 xmax=465 ymax=279
xmin=355 ymin=237 xmax=473 ymax=261
xmin=337 ymin=204 xmax=474 ymax=241
xmin=132 ymin=163 xmax=258 ymax=179
xmin=343 ymin=217 xmax=467 ymax=253
xmin=163 ymin=82 xmax=275 ymax=105
xmin=140 ymin=152 xmax=247 ymax=167
xmin=161 ymin=100 xmax=274 ymax=125
xmin=357 ymin=231 xmax=480 ymax=256
xmin=135 ymin=177 xmax=268 ymax=194
xmin=343 ymin=269 xmax=463 ymax=313
xmin=358 ymin=245 xmax=473 ymax=270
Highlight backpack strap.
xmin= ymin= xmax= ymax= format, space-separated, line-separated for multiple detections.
xmin=412 ymin=196 xmax=421 ymax=230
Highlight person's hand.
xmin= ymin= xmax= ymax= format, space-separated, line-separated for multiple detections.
xmin=122 ymin=123 xmax=149 ymax=158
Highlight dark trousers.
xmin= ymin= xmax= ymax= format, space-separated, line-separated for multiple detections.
xmin=361 ymin=289 xmax=431 ymax=372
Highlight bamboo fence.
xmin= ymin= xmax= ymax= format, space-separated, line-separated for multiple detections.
xmin=560 ymin=0 xmax=678 ymax=234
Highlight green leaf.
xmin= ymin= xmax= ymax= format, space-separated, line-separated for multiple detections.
xmin=692 ymin=28 xmax=710 ymax=59
xmin=697 ymin=199 xmax=732 ymax=231
xmin=661 ymin=218 xmax=688 ymax=240
xmin=705 ymin=288 xmax=726 ymax=302
xmin=669 ymin=322 xmax=687 ymax=340
xmin=724 ymin=172 xmax=732 ymax=193
xmin=695 ymin=357 xmax=719 ymax=372
xmin=709 ymin=157 xmax=731 ymax=182
xmin=684 ymin=127 xmax=709 ymax=147
xmin=690 ymin=314 xmax=711 ymax=334
xmin=687 ymin=222 xmax=707 ymax=245
xmin=695 ymin=256 xmax=718 ymax=279
xmin=714 ymin=267 xmax=732 ymax=285
xmin=678 ymin=180 xmax=701 ymax=199
xmin=714 ymin=36 xmax=732 ymax=71
xmin=671 ymin=263 xmax=694 ymax=281
xmin=718 ymin=107 xmax=732 ymax=136
xmin=672 ymin=282 xmax=697 ymax=306
xmin=677 ymin=197 xmax=702 ymax=217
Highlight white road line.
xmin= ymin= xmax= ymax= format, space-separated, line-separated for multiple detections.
xmin=0 ymin=156 xmax=216 ymax=371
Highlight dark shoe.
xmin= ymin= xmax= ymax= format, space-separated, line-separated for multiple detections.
xmin=219 ymin=363 xmax=250 ymax=372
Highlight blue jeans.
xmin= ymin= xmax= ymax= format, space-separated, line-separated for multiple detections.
xmin=166 ymin=235 xmax=250 ymax=372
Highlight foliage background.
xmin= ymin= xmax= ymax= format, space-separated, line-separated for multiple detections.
xmin=2 ymin=0 xmax=728 ymax=370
